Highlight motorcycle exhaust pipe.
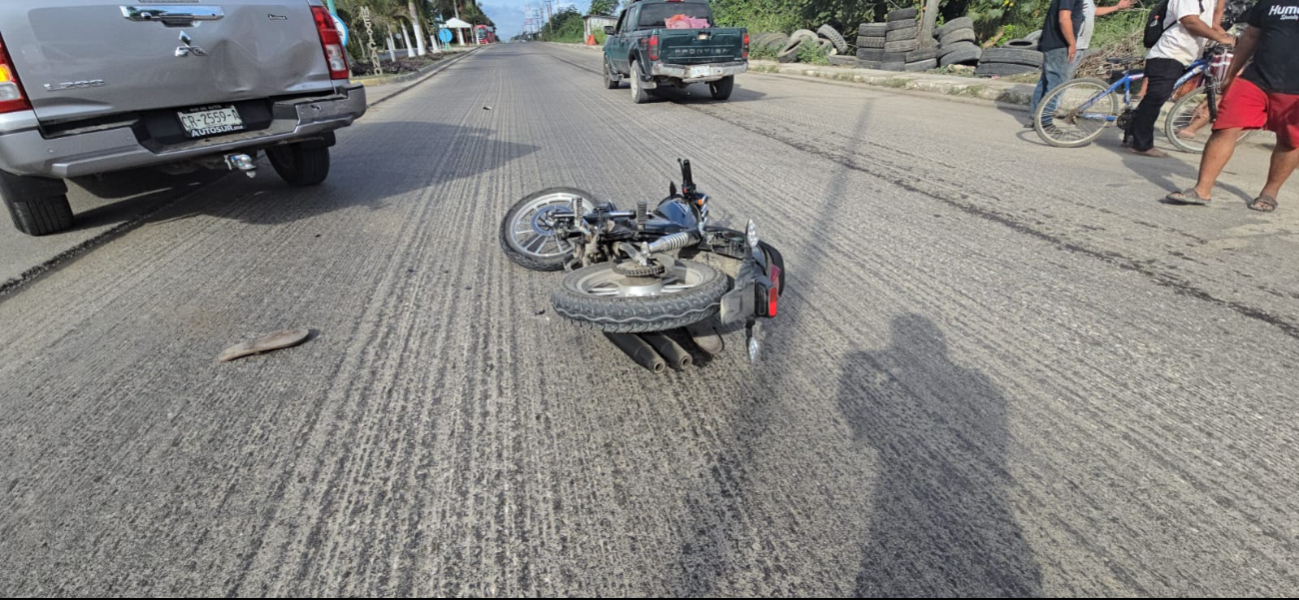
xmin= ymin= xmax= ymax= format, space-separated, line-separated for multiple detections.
xmin=639 ymin=332 xmax=692 ymax=370
xmin=604 ymin=333 xmax=666 ymax=374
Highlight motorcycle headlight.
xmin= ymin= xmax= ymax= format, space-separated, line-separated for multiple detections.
xmin=746 ymin=220 xmax=759 ymax=250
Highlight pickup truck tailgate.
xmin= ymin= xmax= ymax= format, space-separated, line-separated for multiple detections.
xmin=657 ymin=27 xmax=745 ymax=65
xmin=0 ymin=1 xmax=337 ymax=124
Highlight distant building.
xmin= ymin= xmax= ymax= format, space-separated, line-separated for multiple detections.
xmin=583 ymin=14 xmax=617 ymax=38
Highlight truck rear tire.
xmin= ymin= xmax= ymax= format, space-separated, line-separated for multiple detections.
xmin=268 ymin=143 xmax=330 ymax=187
xmin=630 ymin=59 xmax=652 ymax=104
xmin=709 ymin=76 xmax=734 ymax=100
xmin=0 ymin=171 xmax=73 ymax=236
xmin=603 ymin=57 xmax=621 ymax=89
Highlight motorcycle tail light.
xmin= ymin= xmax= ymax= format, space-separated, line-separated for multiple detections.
xmin=311 ymin=6 xmax=350 ymax=80
xmin=649 ymin=34 xmax=660 ymax=61
xmin=0 ymin=33 xmax=31 ymax=114
xmin=765 ymin=264 xmax=781 ymax=317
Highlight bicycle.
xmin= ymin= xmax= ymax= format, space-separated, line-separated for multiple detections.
xmin=1033 ymin=45 xmax=1248 ymax=152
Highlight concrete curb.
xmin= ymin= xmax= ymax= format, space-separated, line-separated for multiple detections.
xmin=748 ymin=60 xmax=1035 ymax=109
xmin=544 ymin=42 xmax=1034 ymax=110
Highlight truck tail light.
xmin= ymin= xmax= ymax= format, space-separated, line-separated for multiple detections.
xmin=648 ymin=34 xmax=659 ymax=61
xmin=310 ymin=6 xmax=350 ymax=80
xmin=0 ymin=33 xmax=31 ymax=114
xmin=743 ymin=32 xmax=750 ymax=59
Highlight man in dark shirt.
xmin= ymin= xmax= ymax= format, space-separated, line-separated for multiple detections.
xmin=1027 ymin=0 xmax=1086 ymax=126
xmin=1169 ymin=0 xmax=1299 ymax=212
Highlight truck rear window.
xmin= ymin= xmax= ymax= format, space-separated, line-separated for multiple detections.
xmin=637 ymin=4 xmax=713 ymax=29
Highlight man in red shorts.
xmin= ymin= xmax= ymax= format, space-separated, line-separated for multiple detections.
xmin=1167 ymin=0 xmax=1299 ymax=212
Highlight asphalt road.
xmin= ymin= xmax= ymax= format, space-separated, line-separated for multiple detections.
xmin=1 ymin=43 xmax=1296 ymax=597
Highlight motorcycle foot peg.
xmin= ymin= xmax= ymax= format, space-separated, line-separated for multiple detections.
xmin=639 ymin=332 xmax=692 ymax=370
xmin=686 ymin=322 xmax=724 ymax=356
xmin=604 ymin=332 xmax=666 ymax=374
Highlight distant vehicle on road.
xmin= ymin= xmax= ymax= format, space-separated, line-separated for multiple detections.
xmin=475 ymin=24 xmax=496 ymax=44
xmin=0 ymin=0 xmax=367 ymax=236
xmin=601 ymin=0 xmax=749 ymax=103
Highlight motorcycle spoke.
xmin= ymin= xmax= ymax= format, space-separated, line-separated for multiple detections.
xmin=525 ymin=236 xmax=547 ymax=252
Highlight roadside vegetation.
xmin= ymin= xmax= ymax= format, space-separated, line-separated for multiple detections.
xmin=533 ymin=1 xmax=1148 ymax=58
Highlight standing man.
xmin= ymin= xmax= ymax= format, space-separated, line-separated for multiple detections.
xmin=1167 ymin=0 xmax=1299 ymax=212
xmin=1027 ymin=0 xmax=1086 ymax=127
xmin=1126 ymin=0 xmax=1234 ymax=157
xmin=1077 ymin=0 xmax=1137 ymax=64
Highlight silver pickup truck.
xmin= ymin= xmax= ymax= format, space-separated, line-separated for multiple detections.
xmin=0 ymin=0 xmax=368 ymax=236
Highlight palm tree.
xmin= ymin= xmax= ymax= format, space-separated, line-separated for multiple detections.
xmin=406 ymin=1 xmax=428 ymax=55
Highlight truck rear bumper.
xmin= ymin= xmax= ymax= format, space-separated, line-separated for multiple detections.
xmin=650 ymin=61 xmax=748 ymax=84
xmin=0 ymin=84 xmax=367 ymax=179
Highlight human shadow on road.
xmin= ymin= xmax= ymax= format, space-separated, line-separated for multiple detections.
xmin=839 ymin=314 xmax=1043 ymax=598
xmin=146 ymin=121 xmax=540 ymax=227
xmin=1098 ymin=137 xmax=1254 ymax=205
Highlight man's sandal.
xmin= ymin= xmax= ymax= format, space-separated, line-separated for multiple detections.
xmin=1248 ymin=195 xmax=1278 ymax=212
xmin=1166 ymin=189 xmax=1210 ymax=205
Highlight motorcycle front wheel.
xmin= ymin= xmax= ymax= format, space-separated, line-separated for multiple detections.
xmin=551 ymin=260 xmax=729 ymax=333
xmin=499 ymin=187 xmax=593 ymax=271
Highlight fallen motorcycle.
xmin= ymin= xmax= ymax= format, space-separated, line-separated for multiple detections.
xmin=499 ymin=160 xmax=785 ymax=372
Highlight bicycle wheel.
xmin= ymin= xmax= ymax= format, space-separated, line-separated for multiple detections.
xmin=1035 ymin=78 xmax=1119 ymax=148
xmin=1165 ymin=87 xmax=1257 ymax=154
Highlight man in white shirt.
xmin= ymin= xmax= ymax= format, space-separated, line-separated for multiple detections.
xmin=1126 ymin=0 xmax=1234 ymax=157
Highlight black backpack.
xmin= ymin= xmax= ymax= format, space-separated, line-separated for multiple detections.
xmin=1144 ymin=0 xmax=1205 ymax=48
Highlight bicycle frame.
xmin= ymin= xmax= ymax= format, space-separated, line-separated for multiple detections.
xmin=1073 ymin=58 xmax=1211 ymax=122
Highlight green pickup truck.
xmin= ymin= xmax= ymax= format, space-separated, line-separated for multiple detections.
xmin=601 ymin=0 xmax=749 ymax=103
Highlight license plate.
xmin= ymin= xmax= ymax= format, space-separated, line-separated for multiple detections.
xmin=178 ymin=105 xmax=245 ymax=138
xmin=690 ymin=66 xmax=716 ymax=78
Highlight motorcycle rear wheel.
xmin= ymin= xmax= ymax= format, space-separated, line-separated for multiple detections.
xmin=552 ymin=260 xmax=729 ymax=333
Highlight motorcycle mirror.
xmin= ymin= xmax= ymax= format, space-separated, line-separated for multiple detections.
xmin=669 ymin=181 xmax=677 ymax=197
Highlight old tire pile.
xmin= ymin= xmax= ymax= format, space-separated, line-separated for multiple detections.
xmin=933 ymin=15 xmax=981 ymax=68
xmin=976 ymin=46 xmax=1044 ymax=77
xmin=856 ymin=7 xmax=933 ymax=72
xmin=772 ymin=26 xmax=846 ymax=63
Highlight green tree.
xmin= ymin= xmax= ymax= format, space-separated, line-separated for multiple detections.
xmin=589 ymin=0 xmax=619 ymax=16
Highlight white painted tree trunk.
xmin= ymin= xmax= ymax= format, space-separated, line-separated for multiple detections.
xmin=386 ymin=28 xmax=397 ymax=62
xmin=402 ymin=21 xmax=415 ymax=57
xmin=407 ymin=1 xmax=427 ymax=56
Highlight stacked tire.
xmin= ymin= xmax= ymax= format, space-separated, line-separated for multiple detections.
xmin=934 ymin=16 xmax=981 ymax=68
xmin=855 ymin=22 xmax=888 ymax=69
xmin=858 ymin=7 xmax=934 ymax=72
xmin=976 ymin=46 xmax=1044 ymax=77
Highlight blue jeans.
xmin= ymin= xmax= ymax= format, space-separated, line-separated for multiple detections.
xmin=1028 ymin=48 xmax=1075 ymax=122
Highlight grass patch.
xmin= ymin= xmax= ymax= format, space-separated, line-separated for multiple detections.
xmin=881 ymin=78 xmax=911 ymax=89
xmin=948 ymin=84 xmax=989 ymax=97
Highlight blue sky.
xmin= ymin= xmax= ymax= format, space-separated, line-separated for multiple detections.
xmin=481 ymin=1 xmax=590 ymax=39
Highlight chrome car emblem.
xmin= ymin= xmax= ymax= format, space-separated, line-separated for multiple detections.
xmin=43 ymin=80 xmax=106 ymax=92
xmin=268 ymin=14 xmax=288 ymax=20
xmin=175 ymin=31 xmax=207 ymax=57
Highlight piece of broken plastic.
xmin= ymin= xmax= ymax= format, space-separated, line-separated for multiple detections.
xmin=218 ymin=328 xmax=311 ymax=362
